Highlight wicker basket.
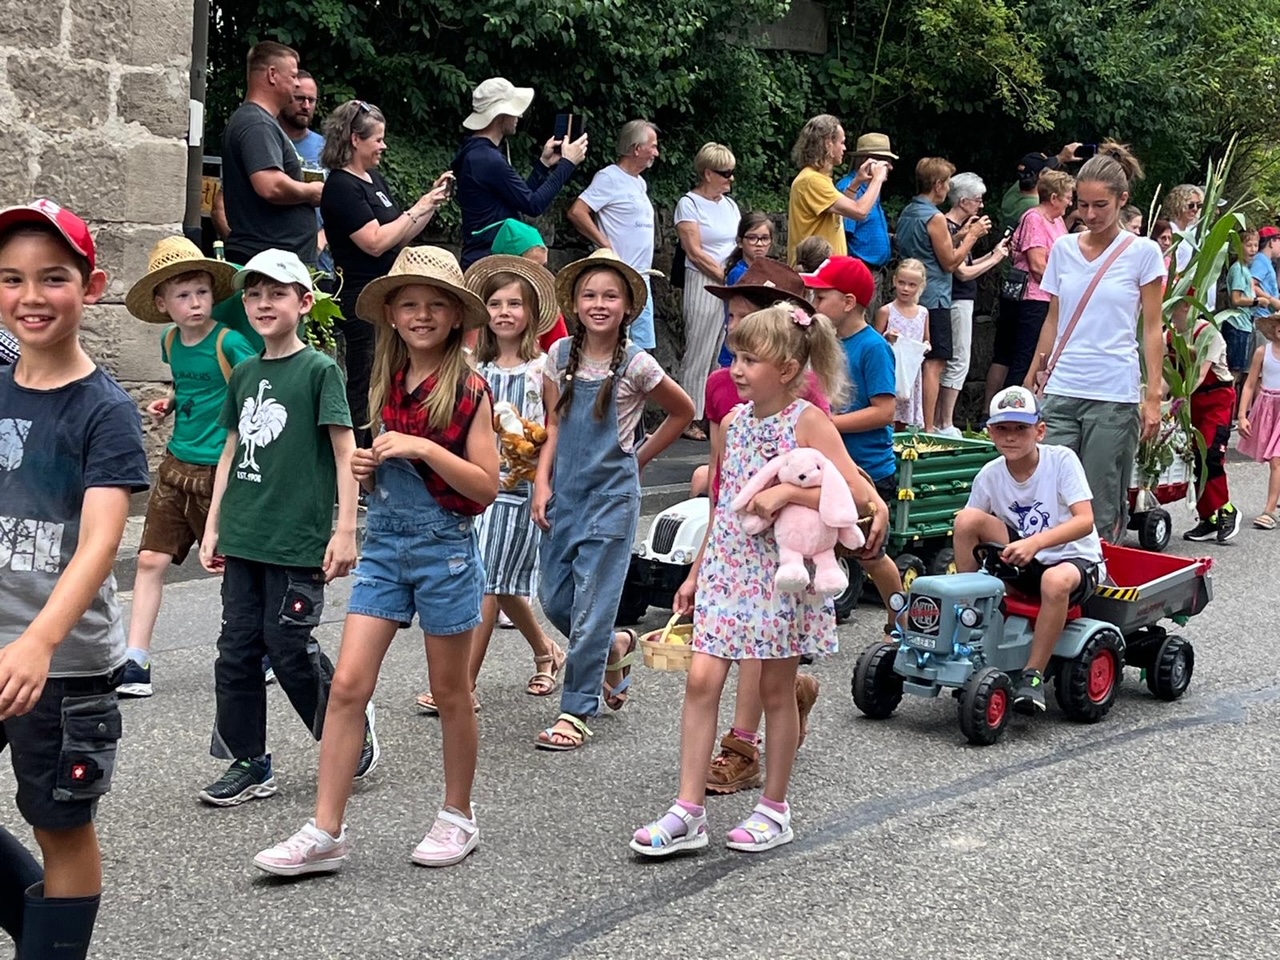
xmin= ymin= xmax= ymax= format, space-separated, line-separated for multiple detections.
xmin=640 ymin=614 xmax=694 ymax=672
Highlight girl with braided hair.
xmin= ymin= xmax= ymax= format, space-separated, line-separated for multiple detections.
xmin=531 ymin=251 xmax=694 ymax=750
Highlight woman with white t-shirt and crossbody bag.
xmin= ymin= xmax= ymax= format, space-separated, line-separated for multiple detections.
xmin=1024 ymin=141 xmax=1166 ymax=544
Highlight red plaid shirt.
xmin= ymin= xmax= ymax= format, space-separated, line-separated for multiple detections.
xmin=382 ymin=366 xmax=492 ymax=516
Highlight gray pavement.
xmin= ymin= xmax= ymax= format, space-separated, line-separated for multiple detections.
xmin=3 ymin=456 xmax=1280 ymax=959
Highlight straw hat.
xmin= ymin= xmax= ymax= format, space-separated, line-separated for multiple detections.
xmin=355 ymin=246 xmax=488 ymax=328
xmin=554 ymin=249 xmax=648 ymax=324
xmin=852 ymin=132 xmax=899 ymax=160
xmin=463 ymin=255 xmax=559 ymax=336
xmin=125 ymin=237 xmax=237 ymax=324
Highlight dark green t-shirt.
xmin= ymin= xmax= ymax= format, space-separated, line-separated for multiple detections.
xmin=217 ymin=346 xmax=351 ymax=567
xmin=1000 ymin=183 xmax=1038 ymax=229
xmin=163 ymin=323 xmax=257 ymax=465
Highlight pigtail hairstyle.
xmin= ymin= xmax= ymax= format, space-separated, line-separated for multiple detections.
xmin=366 ymin=287 xmax=471 ymax=434
xmin=555 ymin=265 xmax=634 ymax=421
xmin=728 ymin=302 xmax=850 ymax=409
xmin=1076 ymin=139 xmax=1144 ymax=198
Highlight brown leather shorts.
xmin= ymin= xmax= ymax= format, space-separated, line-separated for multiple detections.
xmin=138 ymin=454 xmax=215 ymax=563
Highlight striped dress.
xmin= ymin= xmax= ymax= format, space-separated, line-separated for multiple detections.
xmin=475 ymin=355 xmax=547 ymax=596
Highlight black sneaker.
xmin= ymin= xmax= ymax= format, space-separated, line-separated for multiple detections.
xmin=198 ymin=756 xmax=277 ymax=807
xmin=1014 ymin=669 xmax=1047 ymax=713
xmin=1217 ymin=504 xmax=1241 ymax=543
xmin=355 ymin=702 xmax=380 ymax=780
xmin=117 ymin=659 xmax=153 ymax=698
xmin=1182 ymin=516 xmax=1219 ymax=542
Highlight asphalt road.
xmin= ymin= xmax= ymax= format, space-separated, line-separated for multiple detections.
xmin=2 ymin=455 xmax=1278 ymax=960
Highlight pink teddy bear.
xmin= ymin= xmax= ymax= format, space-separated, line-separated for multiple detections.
xmin=732 ymin=447 xmax=865 ymax=597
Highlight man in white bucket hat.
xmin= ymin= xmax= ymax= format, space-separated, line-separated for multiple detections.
xmin=452 ymin=78 xmax=589 ymax=268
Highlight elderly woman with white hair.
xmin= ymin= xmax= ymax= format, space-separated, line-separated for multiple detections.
xmin=675 ymin=142 xmax=742 ymax=439
xmin=937 ymin=172 xmax=1009 ymax=435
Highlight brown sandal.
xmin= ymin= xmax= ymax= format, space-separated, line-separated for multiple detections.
xmin=705 ymin=732 xmax=762 ymax=795
xmin=415 ymin=691 xmax=481 ymax=715
xmin=526 ymin=643 xmax=566 ymax=696
xmin=795 ymin=673 xmax=820 ymax=748
xmin=681 ymin=423 xmax=708 ymax=442
xmin=603 ymin=629 xmax=639 ymax=711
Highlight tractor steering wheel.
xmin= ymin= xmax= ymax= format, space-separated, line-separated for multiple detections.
xmin=973 ymin=542 xmax=1023 ymax=581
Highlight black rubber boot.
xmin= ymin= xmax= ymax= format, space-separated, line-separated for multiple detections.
xmin=0 ymin=828 xmax=42 ymax=943
xmin=17 ymin=883 xmax=100 ymax=960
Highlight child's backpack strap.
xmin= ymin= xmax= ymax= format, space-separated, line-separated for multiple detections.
xmin=163 ymin=325 xmax=178 ymax=364
xmin=214 ymin=328 xmax=233 ymax=382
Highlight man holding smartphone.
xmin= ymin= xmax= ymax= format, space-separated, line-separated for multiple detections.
xmin=567 ymin=120 xmax=660 ymax=350
xmin=452 ymin=77 xmax=589 ymax=267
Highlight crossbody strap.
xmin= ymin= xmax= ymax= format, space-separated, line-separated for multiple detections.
xmin=1043 ymin=233 xmax=1137 ymax=381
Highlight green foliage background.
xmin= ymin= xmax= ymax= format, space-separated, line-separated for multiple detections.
xmin=207 ymin=0 xmax=1280 ymax=231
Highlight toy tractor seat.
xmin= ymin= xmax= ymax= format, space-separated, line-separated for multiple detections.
xmin=1000 ymin=590 xmax=1083 ymax=625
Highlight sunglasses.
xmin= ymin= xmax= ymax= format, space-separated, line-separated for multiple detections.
xmin=1187 ymin=201 xmax=1203 ymax=210
xmin=712 ymin=168 xmax=736 ymax=179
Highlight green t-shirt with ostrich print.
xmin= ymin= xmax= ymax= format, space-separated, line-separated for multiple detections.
xmin=217 ymin=346 xmax=351 ymax=567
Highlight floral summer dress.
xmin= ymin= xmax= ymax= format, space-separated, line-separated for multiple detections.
xmin=693 ymin=398 xmax=838 ymax=660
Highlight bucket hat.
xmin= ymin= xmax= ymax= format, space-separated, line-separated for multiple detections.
xmin=355 ymin=246 xmax=488 ymax=328
xmin=463 ymin=78 xmax=534 ymax=131
xmin=126 ymin=236 xmax=237 ymax=324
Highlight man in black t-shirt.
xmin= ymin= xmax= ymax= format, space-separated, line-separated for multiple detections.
xmin=220 ymin=42 xmax=323 ymax=266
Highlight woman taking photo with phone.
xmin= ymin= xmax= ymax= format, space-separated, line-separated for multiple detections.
xmin=321 ymin=99 xmax=452 ymax=444
xmin=1024 ymin=141 xmax=1165 ymax=544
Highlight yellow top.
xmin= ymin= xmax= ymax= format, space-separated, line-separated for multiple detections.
xmin=787 ymin=166 xmax=848 ymax=262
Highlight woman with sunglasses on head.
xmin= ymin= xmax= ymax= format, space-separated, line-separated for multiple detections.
xmin=675 ymin=143 xmax=741 ymax=440
xmin=320 ymin=100 xmax=452 ymax=445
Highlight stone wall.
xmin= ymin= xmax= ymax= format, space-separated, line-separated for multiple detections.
xmin=0 ymin=0 xmax=194 ymax=459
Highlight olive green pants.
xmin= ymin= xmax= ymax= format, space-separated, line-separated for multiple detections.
xmin=1041 ymin=394 xmax=1140 ymax=543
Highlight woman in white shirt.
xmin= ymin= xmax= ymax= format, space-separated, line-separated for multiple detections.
xmin=1025 ymin=141 xmax=1166 ymax=543
xmin=675 ymin=142 xmax=741 ymax=438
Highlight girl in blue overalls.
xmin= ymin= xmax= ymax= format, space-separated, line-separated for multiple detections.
xmin=531 ymin=251 xmax=694 ymax=750
xmin=252 ymin=247 xmax=500 ymax=876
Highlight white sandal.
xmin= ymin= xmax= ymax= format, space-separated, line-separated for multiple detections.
xmin=725 ymin=802 xmax=794 ymax=853
xmin=629 ymin=802 xmax=709 ymax=858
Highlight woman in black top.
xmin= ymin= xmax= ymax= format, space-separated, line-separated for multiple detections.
xmin=320 ymin=100 xmax=451 ymax=444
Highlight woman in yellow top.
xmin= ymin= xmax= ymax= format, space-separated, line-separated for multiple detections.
xmin=786 ymin=115 xmax=889 ymax=262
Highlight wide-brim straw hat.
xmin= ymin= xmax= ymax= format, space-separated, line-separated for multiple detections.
xmin=355 ymin=246 xmax=488 ymax=328
xmin=125 ymin=236 xmax=237 ymax=324
xmin=463 ymin=255 xmax=559 ymax=336
xmin=555 ymin=249 xmax=648 ymax=325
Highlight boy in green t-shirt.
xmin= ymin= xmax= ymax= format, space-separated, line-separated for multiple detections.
xmin=122 ymin=238 xmax=256 ymax=697
xmin=197 ymin=249 xmax=367 ymax=807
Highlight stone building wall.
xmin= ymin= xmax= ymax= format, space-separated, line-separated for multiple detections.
xmin=0 ymin=0 xmax=194 ymax=459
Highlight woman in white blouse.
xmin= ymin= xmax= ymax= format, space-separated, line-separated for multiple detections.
xmin=1025 ymin=141 xmax=1165 ymax=543
xmin=675 ymin=142 xmax=741 ymax=439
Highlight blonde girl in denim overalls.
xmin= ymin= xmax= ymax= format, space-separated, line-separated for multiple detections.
xmin=253 ymin=247 xmax=500 ymax=876
xmin=531 ymin=250 xmax=694 ymax=751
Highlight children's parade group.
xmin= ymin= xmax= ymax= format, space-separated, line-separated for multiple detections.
xmin=4 ymin=92 xmax=1280 ymax=960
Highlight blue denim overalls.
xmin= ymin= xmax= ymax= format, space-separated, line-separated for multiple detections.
xmin=539 ymin=341 xmax=643 ymax=718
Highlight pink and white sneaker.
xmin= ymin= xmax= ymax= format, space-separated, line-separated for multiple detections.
xmin=253 ymin=819 xmax=350 ymax=876
xmin=410 ymin=807 xmax=479 ymax=867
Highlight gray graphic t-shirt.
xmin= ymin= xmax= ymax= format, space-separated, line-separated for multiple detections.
xmin=0 ymin=367 xmax=150 ymax=676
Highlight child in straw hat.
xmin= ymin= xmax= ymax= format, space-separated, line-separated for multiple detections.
xmin=121 ymin=236 xmax=256 ymax=697
xmin=254 ymin=246 xmax=499 ymax=875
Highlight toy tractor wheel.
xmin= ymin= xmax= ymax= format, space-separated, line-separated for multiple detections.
xmin=1138 ymin=509 xmax=1172 ymax=552
xmin=929 ymin=547 xmax=956 ymax=576
xmin=614 ymin=581 xmax=649 ymax=626
xmin=896 ymin=553 xmax=926 ymax=591
xmin=833 ymin=555 xmax=866 ymax=624
xmin=1055 ymin=628 xmax=1124 ymax=722
xmin=957 ymin=667 xmax=1013 ymax=745
xmin=852 ymin=641 xmax=903 ymax=719
xmin=1146 ymin=634 xmax=1194 ymax=701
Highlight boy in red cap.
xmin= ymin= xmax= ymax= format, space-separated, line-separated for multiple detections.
xmin=800 ymin=255 xmax=904 ymax=626
xmin=0 ymin=199 xmax=150 ymax=958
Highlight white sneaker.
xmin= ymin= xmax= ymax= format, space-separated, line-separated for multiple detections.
xmin=411 ymin=807 xmax=479 ymax=867
xmin=253 ymin=819 xmax=350 ymax=876
xmin=935 ymin=425 xmax=964 ymax=439
xmin=497 ymin=611 xmax=515 ymax=629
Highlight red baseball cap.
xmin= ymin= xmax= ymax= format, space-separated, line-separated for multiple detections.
xmin=800 ymin=255 xmax=875 ymax=307
xmin=1259 ymin=225 xmax=1280 ymax=242
xmin=0 ymin=199 xmax=96 ymax=270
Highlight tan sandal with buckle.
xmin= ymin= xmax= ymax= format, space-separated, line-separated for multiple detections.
xmin=526 ymin=643 xmax=566 ymax=696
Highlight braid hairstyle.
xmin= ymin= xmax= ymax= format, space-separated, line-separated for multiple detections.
xmin=554 ymin=325 xmax=587 ymax=418
xmin=594 ymin=324 xmax=632 ymax=421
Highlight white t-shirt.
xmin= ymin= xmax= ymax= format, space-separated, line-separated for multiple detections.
xmin=576 ymin=164 xmax=655 ymax=271
xmin=1040 ymin=233 xmax=1166 ymax=403
xmin=675 ymin=191 xmax=741 ymax=276
xmin=1174 ymin=225 xmax=1217 ymax=310
xmin=967 ymin=444 xmax=1104 ymax=566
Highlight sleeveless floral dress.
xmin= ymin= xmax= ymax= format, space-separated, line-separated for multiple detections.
xmin=693 ymin=398 xmax=838 ymax=660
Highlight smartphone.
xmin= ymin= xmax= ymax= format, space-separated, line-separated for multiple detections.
xmin=1002 ymin=226 xmax=1014 ymax=242
xmin=553 ymin=112 xmax=586 ymax=153
xmin=1076 ymin=143 xmax=1099 ymax=160
xmin=441 ymin=174 xmax=456 ymax=201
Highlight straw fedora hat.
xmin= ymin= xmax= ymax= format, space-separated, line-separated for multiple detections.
xmin=125 ymin=237 xmax=237 ymax=324
xmin=463 ymin=255 xmax=559 ymax=336
xmin=852 ymin=132 xmax=899 ymax=160
xmin=554 ymin=249 xmax=648 ymax=324
xmin=355 ymin=246 xmax=488 ymax=328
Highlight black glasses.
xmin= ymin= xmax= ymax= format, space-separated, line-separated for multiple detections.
xmin=293 ymin=94 xmax=317 ymax=106
xmin=712 ymin=168 xmax=735 ymax=179
xmin=742 ymin=233 xmax=772 ymax=245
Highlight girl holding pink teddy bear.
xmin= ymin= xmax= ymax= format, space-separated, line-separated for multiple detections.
xmin=629 ymin=303 xmax=887 ymax=858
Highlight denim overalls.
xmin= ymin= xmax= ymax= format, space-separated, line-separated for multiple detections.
xmin=348 ymin=455 xmax=484 ymax=637
xmin=539 ymin=341 xmax=643 ymax=718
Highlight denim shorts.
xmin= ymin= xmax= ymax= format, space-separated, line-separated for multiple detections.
xmin=348 ymin=516 xmax=484 ymax=636
xmin=1223 ymin=325 xmax=1253 ymax=373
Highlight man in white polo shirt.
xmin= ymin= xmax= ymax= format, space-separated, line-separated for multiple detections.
xmin=567 ymin=120 xmax=659 ymax=350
